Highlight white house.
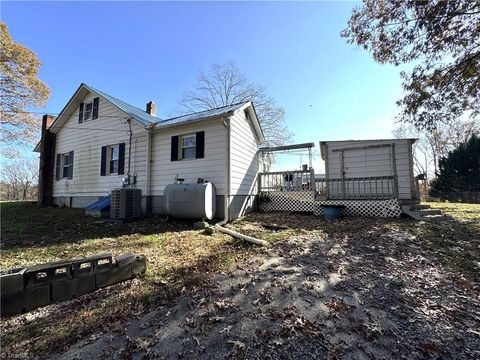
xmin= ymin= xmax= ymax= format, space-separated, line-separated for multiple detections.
xmin=35 ymin=83 xmax=267 ymax=220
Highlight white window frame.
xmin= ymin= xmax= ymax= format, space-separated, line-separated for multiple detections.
xmin=179 ymin=133 xmax=196 ymax=160
xmin=83 ymin=100 xmax=93 ymax=122
xmin=108 ymin=144 xmax=120 ymax=175
xmin=61 ymin=153 xmax=72 ymax=179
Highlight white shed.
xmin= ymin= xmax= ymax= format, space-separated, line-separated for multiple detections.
xmin=320 ymin=139 xmax=417 ymax=202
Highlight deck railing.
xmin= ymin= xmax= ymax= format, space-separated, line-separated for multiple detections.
xmin=315 ymin=176 xmax=396 ymax=200
xmin=259 ymin=169 xmax=315 ymax=192
xmin=259 ymin=170 xmax=397 ymax=200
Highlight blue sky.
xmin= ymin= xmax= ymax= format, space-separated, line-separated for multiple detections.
xmin=3 ymin=1 xmax=404 ymax=170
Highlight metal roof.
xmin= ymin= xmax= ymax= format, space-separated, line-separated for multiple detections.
xmin=34 ymin=84 xmax=258 ymax=154
xmin=156 ymin=102 xmax=248 ymax=127
xmin=259 ymin=142 xmax=315 ymax=153
xmin=86 ymin=84 xmax=248 ymax=127
xmin=84 ymin=84 xmax=159 ymax=126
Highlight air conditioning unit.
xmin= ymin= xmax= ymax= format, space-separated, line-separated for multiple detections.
xmin=110 ymin=188 xmax=142 ymax=220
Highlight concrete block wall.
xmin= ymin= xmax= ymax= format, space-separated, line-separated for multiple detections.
xmin=0 ymin=253 xmax=146 ymax=317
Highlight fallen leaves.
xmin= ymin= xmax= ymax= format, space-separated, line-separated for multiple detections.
xmin=227 ymin=340 xmax=245 ymax=350
xmin=2 ymin=204 xmax=480 ymax=359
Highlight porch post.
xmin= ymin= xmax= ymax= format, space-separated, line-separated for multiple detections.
xmin=310 ymin=168 xmax=315 ymax=191
xmin=391 ymin=144 xmax=399 ymax=198
xmin=257 ymin=172 xmax=262 ymax=194
xmin=340 ymin=150 xmax=346 ymax=199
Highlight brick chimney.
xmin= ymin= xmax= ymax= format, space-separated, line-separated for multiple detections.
xmin=38 ymin=114 xmax=57 ymax=207
xmin=146 ymin=101 xmax=156 ymax=116
xmin=41 ymin=114 xmax=55 ymax=133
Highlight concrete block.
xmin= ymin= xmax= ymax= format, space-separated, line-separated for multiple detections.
xmin=23 ymin=285 xmax=52 ymax=311
xmin=92 ymin=253 xmax=113 ymax=273
xmin=95 ymin=264 xmax=132 ymax=288
xmin=52 ymin=257 xmax=97 ymax=301
xmin=115 ymin=253 xmax=135 ymax=267
xmin=24 ymin=259 xmax=74 ymax=288
xmin=0 ymin=267 xmax=26 ymax=295
xmin=72 ymin=259 xmax=95 ymax=277
xmin=51 ymin=276 xmax=96 ymax=302
xmin=204 ymin=226 xmax=216 ymax=235
xmin=132 ymin=255 xmax=147 ymax=276
xmin=193 ymin=221 xmax=208 ymax=229
xmin=1 ymin=252 xmax=146 ymax=317
xmin=1 ymin=285 xmax=50 ymax=317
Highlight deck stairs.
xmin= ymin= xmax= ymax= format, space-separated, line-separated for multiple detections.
xmin=401 ymin=203 xmax=451 ymax=221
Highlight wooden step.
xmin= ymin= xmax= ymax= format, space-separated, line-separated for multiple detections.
xmin=410 ymin=204 xmax=430 ymax=210
xmin=420 ymin=214 xmax=453 ymax=221
xmin=400 ymin=205 xmax=450 ymax=221
xmin=419 ymin=209 xmax=442 ymax=216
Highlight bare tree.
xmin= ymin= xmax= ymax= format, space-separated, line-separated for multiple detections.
xmin=0 ymin=157 xmax=38 ymax=201
xmin=178 ymin=61 xmax=293 ymax=146
xmin=393 ymin=118 xmax=480 ymax=178
xmin=393 ymin=125 xmax=433 ymax=179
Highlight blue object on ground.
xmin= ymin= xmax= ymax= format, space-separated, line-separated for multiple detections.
xmin=85 ymin=196 xmax=111 ymax=217
xmin=322 ymin=205 xmax=345 ymax=219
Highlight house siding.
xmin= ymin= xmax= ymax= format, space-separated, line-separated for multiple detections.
xmin=324 ymin=140 xmax=414 ymax=200
xmin=48 ymin=90 xmax=263 ymax=220
xmin=52 ymin=91 xmax=147 ymax=205
xmin=149 ymin=119 xmax=228 ymax=196
xmin=229 ymin=110 xmax=261 ymax=219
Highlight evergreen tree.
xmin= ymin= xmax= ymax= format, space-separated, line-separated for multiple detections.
xmin=430 ymin=135 xmax=480 ymax=202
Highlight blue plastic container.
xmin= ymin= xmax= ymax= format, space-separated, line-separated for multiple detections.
xmin=322 ymin=205 xmax=344 ymax=219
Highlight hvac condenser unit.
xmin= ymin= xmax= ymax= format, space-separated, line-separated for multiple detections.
xmin=110 ymin=188 xmax=142 ymax=220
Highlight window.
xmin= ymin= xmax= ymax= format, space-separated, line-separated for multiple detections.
xmin=100 ymin=143 xmax=125 ymax=176
xmin=180 ymin=134 xmax=196 ymax=160
xmin=78 ymin=97 xmax=99 ymax=123
xmin=56 ymin=151 xmax=74 ymax=180
xmin=62 ymin=154 xmax=71 ymax=178
xmin=171 ymin=131 xmax=204 ymax=161
xmin=84 ymin=101 xmax=93 ymax=121
xmin=109 ymin=144 xmax=119 ymax=174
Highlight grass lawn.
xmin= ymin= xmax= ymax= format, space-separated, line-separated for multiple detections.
xmin=0 ymin=201 xmax=252 ymax=356
xmin=1 ymin=201 xmax=479 ymax=357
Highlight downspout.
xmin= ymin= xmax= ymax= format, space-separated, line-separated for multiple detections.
xmin=216 ymin=117 xmax=231 ymax=227
xmin=214 ymin=117 xmax=267 ymax=246
xmin=145 ymin=127 xmax=153 ymax=213
xmin=127 ymin=118 xmax=132 ymax=175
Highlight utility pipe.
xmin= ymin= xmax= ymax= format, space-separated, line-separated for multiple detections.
xmin=215 ymin=225 xmax=268 ymax=246
xmin=145 ymin=128 xmax=153 ymax=213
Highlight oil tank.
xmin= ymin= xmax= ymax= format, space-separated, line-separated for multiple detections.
xmin=163 ymin=183 xmax=216 ymax=220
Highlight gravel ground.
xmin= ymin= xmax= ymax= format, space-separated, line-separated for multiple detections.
xmin=49 ymin=216 xmax=480 ymax=360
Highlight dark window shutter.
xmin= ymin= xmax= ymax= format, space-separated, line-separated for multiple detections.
xmin=55 ymin=154 xmax=61 ymax=181
xmin=78 ymin=103 xmax=84 ymax=123
xmin=100 ymin=146 xmax=107 ymax=176
xmin=118 ymin=143 xmax=125 ymax=175
xmin=67 ymin=151 xmax=74 ymax=179
xmin=92 ymin=97 xmax=99 ymax=119
xmin=171 ymin=136 xmax=179 ymax=161
xmin=196 ymin=131 xmax=205 ymax=159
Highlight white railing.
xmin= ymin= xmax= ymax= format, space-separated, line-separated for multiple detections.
xmin=315 ymin=176 xmax=397 ymax=199
xmin=259 ymin=169 xmax=315 ymax=192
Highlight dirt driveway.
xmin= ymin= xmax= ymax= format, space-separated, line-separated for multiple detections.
xmin=50 ymin=215 xmax=480 ymax=359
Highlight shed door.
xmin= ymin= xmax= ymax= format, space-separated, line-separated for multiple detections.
xmin=342 ymin=146 xmax=393 ymax=178
xmin=341 ymin=146 xmax=394 ymax=198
